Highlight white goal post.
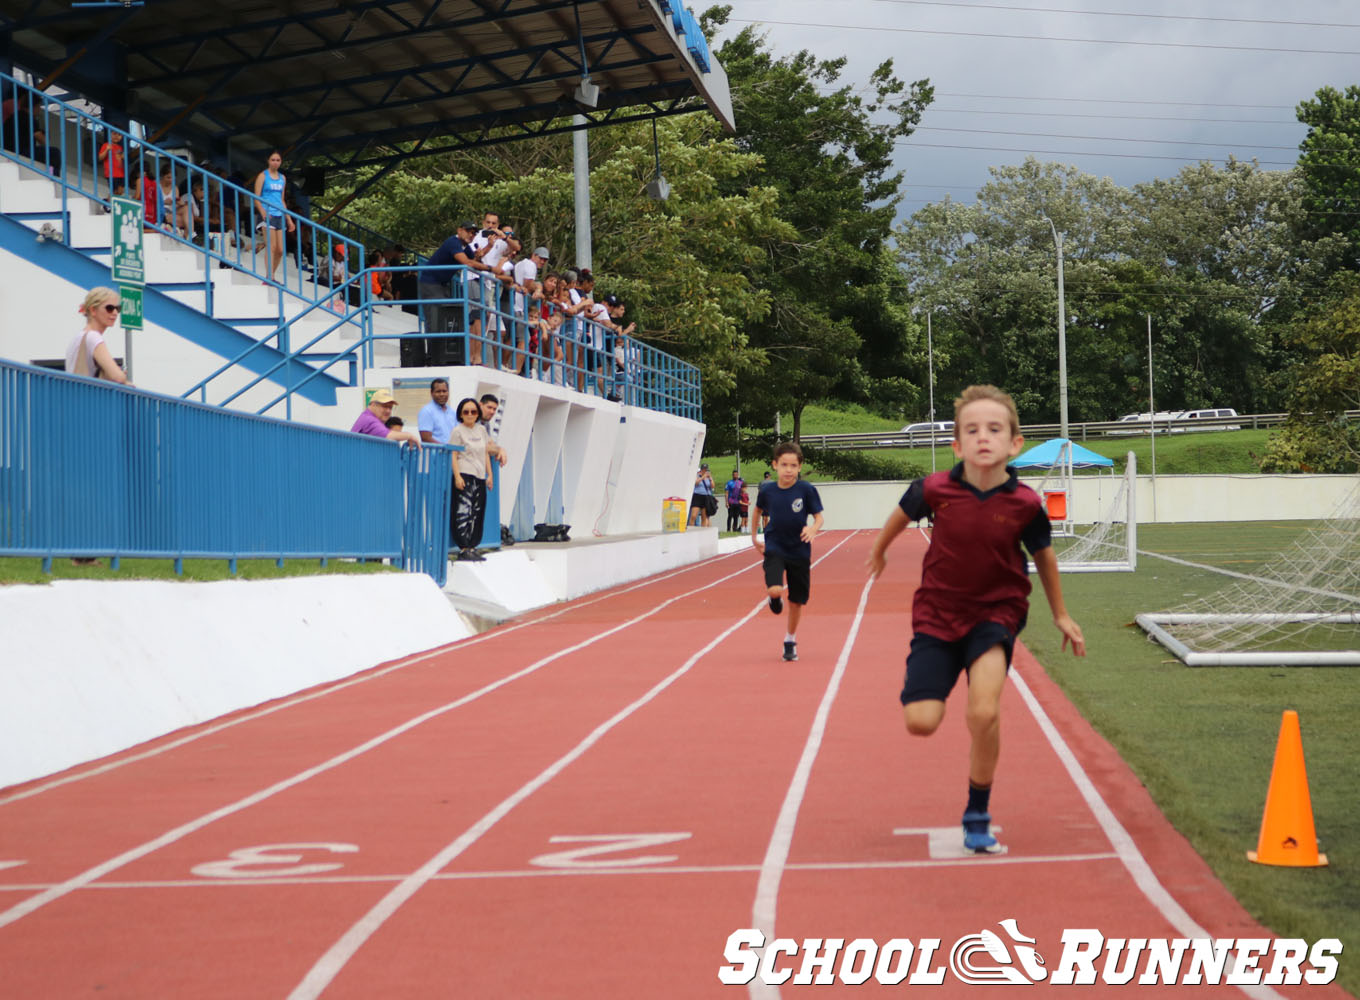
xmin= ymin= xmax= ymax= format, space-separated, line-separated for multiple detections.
xmin=1136 ymin=479 xmax=1360 ymax=666
xmin=1024 ymin=448 xmax=1137 ymax=574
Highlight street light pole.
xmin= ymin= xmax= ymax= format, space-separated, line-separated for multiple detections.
xmin=1044 ymin=217 xmax=1069 ymax=441
xmin=927 ymin=310 xmax=936 ymax=473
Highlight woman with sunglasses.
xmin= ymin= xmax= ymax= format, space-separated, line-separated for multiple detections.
xmin=448 ymin=397 xmax=494 ymax=561
xmin=65 ymin=287 xmax=131 ymax=384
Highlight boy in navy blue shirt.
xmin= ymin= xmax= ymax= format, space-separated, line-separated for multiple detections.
xmin=753 ymin=442 xmax=824 ymax=661
xmin=867 ymin=385 xmax=1085 ymax=854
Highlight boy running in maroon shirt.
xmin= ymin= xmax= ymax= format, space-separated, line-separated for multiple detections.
xmin=867 ymin=385 xmax=1085 ymax=854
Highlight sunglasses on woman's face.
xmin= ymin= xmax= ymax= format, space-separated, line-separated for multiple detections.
xmin=460 ymin=408 xmax=479 ymax=416
xmin=104 ymin=304 xmax=122 ymax=314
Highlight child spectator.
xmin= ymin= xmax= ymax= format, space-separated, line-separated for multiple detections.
xmin=866 ymin=384 xmax=1085 ymax=854
xmin=98 ymin=131 xmax=125 ymax=201
xmin=753 ymin=443 xmax=824 ymax=661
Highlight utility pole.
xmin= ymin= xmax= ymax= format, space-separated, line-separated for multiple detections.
xmin=927 ymin=310 xmax=936 ymax=474
xmin=1043 ymin=216 xmax=1069 ymax=440
xmin=1147 ymin=312 xmax=1157 ymax=522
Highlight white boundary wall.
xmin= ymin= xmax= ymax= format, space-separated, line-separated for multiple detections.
xmin=813 ymin=474 xmax=1357 ymax=529
xmin=0 ymin=574 xmax=470 ymax=790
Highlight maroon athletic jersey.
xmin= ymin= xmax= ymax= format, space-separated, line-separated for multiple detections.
xmin=899 ymin=463 xmax=1052 ymax=641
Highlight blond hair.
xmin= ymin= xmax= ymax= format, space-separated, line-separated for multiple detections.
xmin=953 ymin=384 xmax=1021 ymax=437
xmin=79 ymin=286 xmax=120 ymax=318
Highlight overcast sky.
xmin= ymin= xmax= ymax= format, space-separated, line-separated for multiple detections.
xmin=713 ymin=0 xmax=1360 ymax=217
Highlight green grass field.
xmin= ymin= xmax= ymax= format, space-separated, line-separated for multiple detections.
xmin=1024 ymin=521 xmax=1360 ymax=995
xmin=711 ymin=404 xmax=1275 ymax=480
xmin=0 ymin=556 xmax=396 ymax=585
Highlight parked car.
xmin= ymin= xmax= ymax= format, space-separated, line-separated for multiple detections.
xmin=880 ymin=420 xmax=955 ymax=446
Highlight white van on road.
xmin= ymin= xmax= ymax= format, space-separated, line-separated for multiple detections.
xmin=1110 ymin=408 xmax=1240 ymax=434
xmin=879 ymin=421 xmax=955 ymax=446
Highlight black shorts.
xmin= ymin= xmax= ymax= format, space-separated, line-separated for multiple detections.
xmin=763 ymin=553 xmax=810 ymax=605
xmin=899 ymin=619 xmax=1022 ymax=705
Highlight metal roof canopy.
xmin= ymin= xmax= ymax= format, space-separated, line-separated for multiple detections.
xmin=1 ymin=0 xmax=733 ymax=169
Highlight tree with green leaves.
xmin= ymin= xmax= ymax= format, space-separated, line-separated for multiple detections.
xmin=1259 ymin=270 xmax=1360 ymax=473
xmin=318 ymin=116 xmax=795 ymax=400
xmin=1296 ymin=85 xmax=1360 ymax=271
xmin=702 ymin=6 xmax=933 ymax=445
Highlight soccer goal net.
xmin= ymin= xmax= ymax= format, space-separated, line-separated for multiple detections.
xmin=1136 ymin=481 xmax=1360 ymax=666
xmin=1022 ymin=447 xmax=1137 ymax=574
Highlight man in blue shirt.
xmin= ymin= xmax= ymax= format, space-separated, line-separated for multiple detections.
xmin=753 ymin=442 xmax=824 ymax=661
xmin=414 ymin=222 xmax=483 ymax=367
xmin=417 ymin=377 xmax=457 ymax=444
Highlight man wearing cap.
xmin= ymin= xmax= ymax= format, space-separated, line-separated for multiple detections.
xmin=351 ymin=388 xmax=422 ymax=446
xmin=512 ymin=246 xmax=549 ymax=377
xmin=418 ymin=222 xmax=486 ymax=367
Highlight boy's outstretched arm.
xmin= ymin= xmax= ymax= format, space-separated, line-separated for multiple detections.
xmin=1031 ymin=547 xmax=1086 ymax=656
xmin=867 ymin=507 xmax=911 ymax=578
xmin=751 ymin=509 xmax=766 ymax=554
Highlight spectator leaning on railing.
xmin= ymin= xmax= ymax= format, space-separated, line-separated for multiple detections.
xmin=418 ymin=221 xmax=483 ymax=368
xmin=67 ymin=287 xmax=131 ymax=385
xmin=351 ymin=388 xmax=421 ymax=447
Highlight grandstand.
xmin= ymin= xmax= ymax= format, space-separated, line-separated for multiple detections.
xmin=1 ymin=1 xmax=734 ymax=590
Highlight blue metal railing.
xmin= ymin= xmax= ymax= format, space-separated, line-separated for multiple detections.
xmin=213 ymin=264 xmax=703 ymax=420
xmin=0 ymin=359 xmax=454 ymax=585
xmin=1 ymin=69 xmax=365 ymax=320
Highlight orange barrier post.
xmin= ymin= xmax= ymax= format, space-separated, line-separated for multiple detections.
xmin=1247 ymin=710 xmax=1328 ymax=867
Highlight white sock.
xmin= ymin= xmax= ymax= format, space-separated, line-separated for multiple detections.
xmin=785 ymin=633 xmax=796 ymax=644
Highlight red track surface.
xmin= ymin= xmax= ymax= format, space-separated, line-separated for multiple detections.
xmin=0 ymin=531 xmax=1350 ymax=998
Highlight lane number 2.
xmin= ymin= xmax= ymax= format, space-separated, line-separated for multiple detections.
xmin=530 ymin=833 xmax=691 ymax=869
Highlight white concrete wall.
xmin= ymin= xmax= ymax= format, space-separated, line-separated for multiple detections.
xmin=813 ymin=473 xmax=1357 ymax=529
xmin=334 ymin=367 xmax=707 ymax=539
xmin=0 ymin=573 xmax=470 ymax=790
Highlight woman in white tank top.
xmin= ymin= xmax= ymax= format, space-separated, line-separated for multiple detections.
xmin=64 ymin=286 xmax=131 ymax=384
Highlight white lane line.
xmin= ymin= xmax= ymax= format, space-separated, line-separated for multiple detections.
xmin=0 ymin=547 xmax=774 ymax=931
xmin=0 ymin=547 xmax=755 ymax=807
xmin=286 ymin=532 xmax=862 ymax=1000
xmin=0 ymin=852 xmax=1120 ymax=892
xmin=1009 ymin=666 xmax=1286 ymax=1000
xmin=749 ymin=572 xmax=876 ymax=1000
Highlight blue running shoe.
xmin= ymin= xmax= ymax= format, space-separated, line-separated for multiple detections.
xmin=962 ymin=809 xmax=1002 ymax=854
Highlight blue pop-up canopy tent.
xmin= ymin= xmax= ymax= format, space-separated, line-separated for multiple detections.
xmin=1013 ymin=438 xmax=1113 ymax=469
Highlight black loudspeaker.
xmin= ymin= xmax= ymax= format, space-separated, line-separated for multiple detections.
xmin=298 ymin=166 xmax=326 ymax=195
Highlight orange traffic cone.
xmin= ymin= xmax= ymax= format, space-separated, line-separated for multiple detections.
xmin=1247 ymin=710 xmax=1327 ymax=867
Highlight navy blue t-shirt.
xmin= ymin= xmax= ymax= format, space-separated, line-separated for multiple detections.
xmin=426 ymin=235 xmax=471 ymax=284
xmin=756 ymin=479 xmax=823 ymax=563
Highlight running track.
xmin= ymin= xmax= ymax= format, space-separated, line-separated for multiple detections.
xmin=0 ymin=531 xmax=1349 ymax=998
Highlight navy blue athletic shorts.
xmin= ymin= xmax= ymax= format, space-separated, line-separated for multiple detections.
xmin=899 ymin=619 xmax=1022 ymax=705
xmin=763 ymin=553 xmax=810 ymax=605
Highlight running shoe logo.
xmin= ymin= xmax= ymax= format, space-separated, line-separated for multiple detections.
xmin=949 ymin=918 xmax=1048 ymax=985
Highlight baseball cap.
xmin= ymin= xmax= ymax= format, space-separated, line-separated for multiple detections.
xmin=602 ymin=294 xmax=621 ymax=307
xmin=458 ymin=220 xmax=477 ymax=232
xmin=370 ymin=388 xmax=396 ymax=405
xmin=534 ymin=246 xmax=550 ymax=259
xmin=700 ymin=463 xmax=709 ymax=469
